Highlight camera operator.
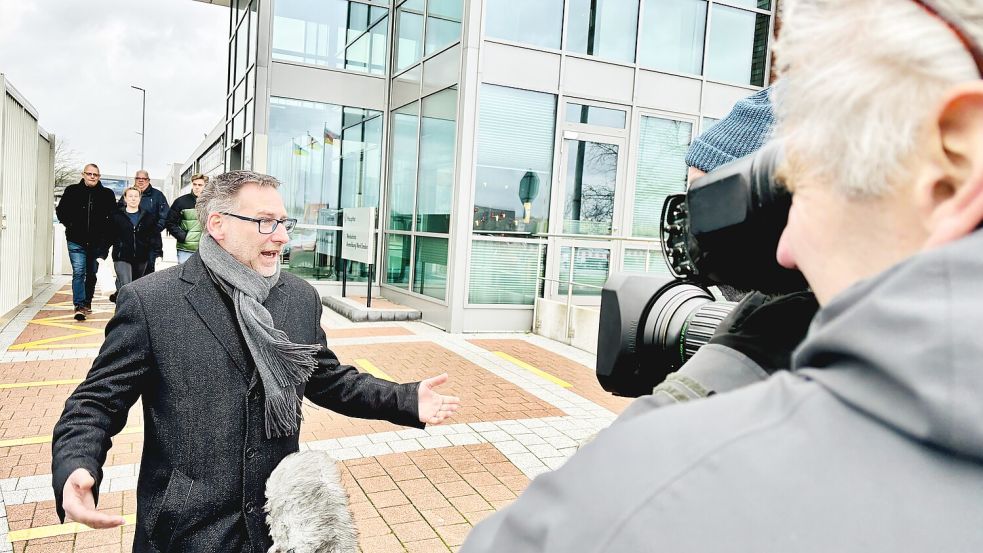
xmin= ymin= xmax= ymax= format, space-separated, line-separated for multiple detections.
xmin=462 ymin=1 xmax=983 ymax=551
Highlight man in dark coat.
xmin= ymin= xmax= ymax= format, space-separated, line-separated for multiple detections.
xmin=55 ymin=163 xmax=117 ymax=320
xmin=119 ymin=170 xmax=169 ymax=275
xmin=52 ymin=170 xmax=461 ymax=552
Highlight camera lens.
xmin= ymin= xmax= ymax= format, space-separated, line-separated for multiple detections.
xmin=597 ymin=275 xmax=736 ymax=397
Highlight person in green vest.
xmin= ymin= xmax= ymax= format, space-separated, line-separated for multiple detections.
xmin=166 ymin=173 xmax=207 ymax=263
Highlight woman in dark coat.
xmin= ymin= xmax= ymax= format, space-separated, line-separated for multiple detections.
xmin=109 ymin=187 xmax=157 ymax=296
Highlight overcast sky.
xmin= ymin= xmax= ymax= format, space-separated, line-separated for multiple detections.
xmin=0 ymin=0 xmax=227 ymax=182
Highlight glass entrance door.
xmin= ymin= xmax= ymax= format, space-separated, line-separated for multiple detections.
xmin=559 ymin=136 xmax=622 ymax=236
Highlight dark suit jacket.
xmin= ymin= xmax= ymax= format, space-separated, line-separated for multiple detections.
xmin=52 ymin=254 xmax=422 ymax=552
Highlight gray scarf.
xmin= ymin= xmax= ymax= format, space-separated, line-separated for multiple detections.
xmin=198 ymin=234 xmax=320 ymax=438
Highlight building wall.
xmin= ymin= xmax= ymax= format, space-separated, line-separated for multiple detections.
xmin=220 ymin=0 xmax=776 ymax=331
xmin=0 ymin=75 xmax=54 ymax=323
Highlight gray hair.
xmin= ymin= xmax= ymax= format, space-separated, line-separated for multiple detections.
xmin=774 ymin=0 xmax=983 ymax=198
xmin=196 ymin=170 xmax=282 ymax=225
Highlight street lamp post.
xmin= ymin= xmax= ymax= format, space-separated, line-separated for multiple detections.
xmin=131 ymin=85 xmax=145 ymax=170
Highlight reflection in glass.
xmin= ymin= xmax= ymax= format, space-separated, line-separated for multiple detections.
xmin=727 ymin=0 xmax=771 ymax=9
xmin=413 ymin=237 xmax=448 ymax=300
xmin=623 ymin=248 xmax=674 ymax=277
xmin=563 ymin=140 xmax=618 ymax=235
xmin=565 ymin=103 xmax=626 ymax=129
xmin=272 ymin=0 xmax=389 ymax=75
xmin=639 ymin=0 xmax=707 ymax=75
xmin=417 ymin=88 xmax=457 ymax=234
xmin=469 ymin=240 xmax=545 ymax=305
xmin=282 ymin=228 xmax=374 ymax=281
xmin=425 ymin=0 xmax=462 ymax=55
xmin=485 ymin=0 xmax=563 ymax=49
xmin=267 ymin=96 xmax=383 ymax=274
xmin=386 ymin=233 xmax=411 ymax=286
xmin=633 ymin=116 xmax=691 ymax=237
xmin=395 ymin=0 xmax=425 ymax=72
xmin=706 ymin=5 xmax=770 ymax=86
xmin=566 ymin=0 xmax=639 ymax=63
xmin=559 ymin=247 xmax=609 ymax=296
xmin=475 ymin=85 xmax=555 ymax=234
xmin=388 ymin=102 xmax=419 ymax=231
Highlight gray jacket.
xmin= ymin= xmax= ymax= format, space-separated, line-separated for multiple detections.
xmin=463 ymin=230 xmax=983 ymax=552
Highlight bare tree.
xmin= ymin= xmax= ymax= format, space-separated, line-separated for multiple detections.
xmin=53 ymin=139 xmax=82 ymax=200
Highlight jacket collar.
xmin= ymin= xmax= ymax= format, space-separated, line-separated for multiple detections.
xmin=181 ymin=253 xmax=288 ymax=383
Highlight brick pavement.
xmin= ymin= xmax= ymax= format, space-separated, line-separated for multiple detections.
xmin=0 ymin=278 xmax=624 ymax=552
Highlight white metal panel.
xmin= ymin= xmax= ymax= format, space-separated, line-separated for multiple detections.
xmin=480 ymin=41 xmax=561 ymax=94
xmin=35 ymin=132 xmax=54 ymax=285
xmin=701 ymin=81 xmax=760 ymax=118
xmin=422 ymin=45 xmax=461 ymax=97
xmin=0 ymin=77 xmax=42 ymax=319
xmin=562 ymin=56 xmax=634 ymax=105
xmin=269 ymin=61 xmax=387 ymax=111
xmin=635 ymin=69 xmax=703 ymax=114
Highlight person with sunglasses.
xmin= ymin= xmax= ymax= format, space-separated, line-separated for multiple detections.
xmin=52 ymin=170 xmax=462 ymax=553
xmin=55 ymin=163 xmax=117 ymax=320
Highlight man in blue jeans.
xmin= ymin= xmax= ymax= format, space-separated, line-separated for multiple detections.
xmin=55 ymin=164 xmax=116 ymax=321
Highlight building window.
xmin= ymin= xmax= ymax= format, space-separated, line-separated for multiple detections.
xmin=386 ymin=233 xmax=411 ymax=285
xmin=632 ymin=116 xmax=692 ymax=238
xmin=484 ymin=0 xmax=563 ymax=49
xmin=395 ymin=0 xmax=425 ymax=72
xmin=388 ymin=102 xmax=419 ymax=232
xmin=639 ymin=0 xmax=707 ymax=75
xmin=469 ymin=240 xmax=545 ymax=305
xmin=267 ymin=97 xmax=383 ymax=280
xmin=562 ymin=139 xmax=618 ymax=235
xmin=566 ymin=0 xmax=639 ymax=63
xmin=272 ymin=0 xmax=389 ymax=75
xmin=623 ymin=248 xmax=673 ymax=277
xmin=559 ymin=246 xmax=609 ymax=296
xmin=425 ymin=0 xmax=463 ymax=55
xmin=705 ymin=4 xmax=770 ymax=86
xmin=475 ymin=84 xmax=556 ymax=235
xmin=413 ymin=236 xmax=448 ymax=300
xmin=565 ymin=103 xmax=627 ymax=129
xmin=416 ymin=87 xmax=457 ymax=234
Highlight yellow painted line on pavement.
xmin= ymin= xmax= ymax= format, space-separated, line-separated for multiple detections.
xmin=8 ymin=514 xmax=137 ymax=542
xmin=10 ymin=342 xmax=104 ymax=350
xmin=492 ymin=351 xmax=572 ymax=388
xmin=0 ymin=378 xmax=83 ymax=390
xmin=0 ymin=426 xmax=141 ymax=448
xmin=354 ymin=358 xmax=394 ymax=382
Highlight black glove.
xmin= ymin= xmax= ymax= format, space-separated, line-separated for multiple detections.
xmin=707 ymin=290 xmax=819 ymax=373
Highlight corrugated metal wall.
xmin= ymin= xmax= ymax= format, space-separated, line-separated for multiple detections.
xmin=0 ymin=75 xmax=53 ymax=321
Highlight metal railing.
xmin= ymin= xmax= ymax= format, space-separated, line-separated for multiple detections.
xmin=533 ymin=274 xmax=604 ymax=346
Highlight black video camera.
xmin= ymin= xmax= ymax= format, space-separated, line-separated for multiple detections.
xmin=596 ymin=142 xmax=808 ymax=397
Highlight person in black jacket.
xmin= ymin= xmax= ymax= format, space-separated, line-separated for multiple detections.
xmin=51 ymin=170 xmax=462 ymax=552
xmin=119 ymin=170 xmax=168 ymax=275
xmin=109 ymin=187 xmax=156 ymax=292
xmin=55 ymin=163 xmax=117 ymax=321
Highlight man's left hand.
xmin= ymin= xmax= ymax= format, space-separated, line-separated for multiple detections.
xmin=417 ymin=373 xmax=461 ymax=425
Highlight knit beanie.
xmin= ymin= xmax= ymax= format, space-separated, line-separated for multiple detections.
xmin=685 ymin=87 xmax=774 ymax=173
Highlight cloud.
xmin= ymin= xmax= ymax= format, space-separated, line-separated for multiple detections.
xmin=0 ymin=0 xmax=228 ymax=187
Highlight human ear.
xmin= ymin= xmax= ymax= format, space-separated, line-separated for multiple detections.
xmin=920 ymin=82 xmax=983 ymax=248
xmin=206 ymin=212 xmax=225 ymax=240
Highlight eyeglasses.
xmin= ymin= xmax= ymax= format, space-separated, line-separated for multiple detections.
xmin=83 ymin=172 xmax=100 ymax=177
xmin=221 ymin=212 xmax=297 ymax=234
xmin=912 ymin=0 xmax=983 ymax=78
xmin=135 ymin=177 xmax=150 ymax=181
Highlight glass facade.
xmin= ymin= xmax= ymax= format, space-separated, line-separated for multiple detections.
xmin=273 ymin=0 xmax=389 ymax=75
xmin=222 ymin=0 xmax=775 ymax=325
xmin=267 ymin=97 xmax=382 ymax=280
xmin=566 ymin=0 xmax=639 ymax=63
xmin=474 ymin=85 xmax=556 ymax=235
xmin=484 ymin=0 xmax=563 ymax=49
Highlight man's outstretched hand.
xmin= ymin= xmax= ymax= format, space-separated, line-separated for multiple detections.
xmin=62 ymin=468 xmax=126 ymax=529
xmin=418 ymin=373 xmax=461 ymax=425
